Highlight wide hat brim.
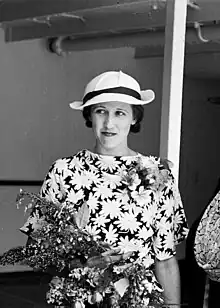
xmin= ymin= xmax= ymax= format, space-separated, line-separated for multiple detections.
xmin=69 ymin=89 xmax=155 ymax=110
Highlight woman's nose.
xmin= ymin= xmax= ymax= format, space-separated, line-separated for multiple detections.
xmin=104 ymin=114 xmax=114 ymax=128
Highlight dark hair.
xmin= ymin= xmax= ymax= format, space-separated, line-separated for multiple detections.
xmin=82 ymin=104 xmax=144 ymax=133
xmin=131 ymin=105 xmax=144 ymax=133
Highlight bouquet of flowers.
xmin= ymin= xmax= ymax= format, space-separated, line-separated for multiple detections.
xmin=0 ymin=189 xmax=164 ymax=308
xmin=121 ymin=156 xmax=171 ymax=193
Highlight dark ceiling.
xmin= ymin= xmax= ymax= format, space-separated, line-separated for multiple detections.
xmin=0 ymin=0 xmax=219 ymax=43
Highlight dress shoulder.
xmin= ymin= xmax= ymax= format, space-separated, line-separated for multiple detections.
xmin=48 ymin=149 xmax=88 ymax=170
xmin=139 ymin=154 xmax=173 ymax=166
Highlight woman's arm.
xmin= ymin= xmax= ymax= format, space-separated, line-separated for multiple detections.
xmin=155 ymin=256 xmax=181 ymax=308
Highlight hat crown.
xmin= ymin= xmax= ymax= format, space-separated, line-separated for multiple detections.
xmin=84 ymin=71 xmax=140 ymax=96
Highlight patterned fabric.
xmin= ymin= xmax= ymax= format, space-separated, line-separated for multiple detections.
xmin=194 ymin=190 xmax=220 ymax=282
xmin=20 ymin=149 xmax=188 ymax=268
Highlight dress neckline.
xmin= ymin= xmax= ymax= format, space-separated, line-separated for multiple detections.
xmin=84 ymin=149 xmax=141 ymax=159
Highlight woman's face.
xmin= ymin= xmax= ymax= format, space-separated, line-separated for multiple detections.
xmin=90 ymin=101 xmax=136 ymax=155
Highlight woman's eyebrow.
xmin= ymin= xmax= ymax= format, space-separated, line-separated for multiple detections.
xmin=94 ymin=105 xmax=106 ymax=109
xmin=116 ymin=108 xmax=128 ymax=113
xmin=92 ymin=105 xmax=106 ymax=111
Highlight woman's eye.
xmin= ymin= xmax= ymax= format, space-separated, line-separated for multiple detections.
xmin=116 ymin=111 xmax=125 ymax=116
xmin=95 ymin=109 xmax=105 ymax=114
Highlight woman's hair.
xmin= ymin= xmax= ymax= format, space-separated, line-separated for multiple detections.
xmin=82 ymin=104 xmax=144 ymax=133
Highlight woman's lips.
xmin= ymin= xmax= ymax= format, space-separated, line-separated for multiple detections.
xmin=101 ymin=132 xmax=117 ymax=137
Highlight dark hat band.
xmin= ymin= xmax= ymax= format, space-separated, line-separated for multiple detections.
xmin=83 ymin=86 xmax=141 ymax=105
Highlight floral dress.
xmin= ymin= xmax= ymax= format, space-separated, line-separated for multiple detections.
xmin=20 ymin=149 xmax=188 ymax=270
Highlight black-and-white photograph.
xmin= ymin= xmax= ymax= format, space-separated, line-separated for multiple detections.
xmin=0 ymin=1 xmax=219 ymax=307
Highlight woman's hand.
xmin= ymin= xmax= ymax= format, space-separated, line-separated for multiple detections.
xmin=44 ymin=266 xmax=69 ymax=277
xmin=86 ymin=249 xmax=133 ymax=268
xmin=45 ymin=247 xmax=134 ymax=273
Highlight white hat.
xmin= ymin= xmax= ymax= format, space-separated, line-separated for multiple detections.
xmin=69 ymin=71 xmax=155 ymax=110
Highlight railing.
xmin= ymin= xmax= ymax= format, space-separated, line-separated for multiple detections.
xmin=0 ymin=180 xmax=43 ymax=186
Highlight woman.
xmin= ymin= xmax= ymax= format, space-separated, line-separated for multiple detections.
xmin=194 ymin=190 xmax=220 ymax=283
xmin=21 ymin=71 xmax=188 ymax=307
xmin=187 ymin=182 xmax=220 ymax=308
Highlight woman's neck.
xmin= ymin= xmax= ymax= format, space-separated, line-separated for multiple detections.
xmin=93 ymin=145 xmax=137 ymax=157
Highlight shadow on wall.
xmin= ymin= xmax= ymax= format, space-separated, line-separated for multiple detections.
xmin=180 ymin=77 xmax=220 ymax=226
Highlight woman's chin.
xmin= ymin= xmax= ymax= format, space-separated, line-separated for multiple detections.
xmin=99 ymin=141 xmax=119 ymax=150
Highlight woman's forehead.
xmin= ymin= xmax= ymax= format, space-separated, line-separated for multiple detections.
xmin=93 ymin=101 xmax=132 ymax=110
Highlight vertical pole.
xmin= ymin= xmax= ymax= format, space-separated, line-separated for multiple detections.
xmin=159 ymin=0 xmax=188 ymax=184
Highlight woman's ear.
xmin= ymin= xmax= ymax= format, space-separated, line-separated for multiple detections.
xmin=131 ymin=117 xmax=137 ymax=126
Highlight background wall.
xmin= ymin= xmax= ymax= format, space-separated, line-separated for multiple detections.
xmin=0 ymin=29 xmax=164 ymax=271
xmin=0 ymin=31 xmax=163 ymax=181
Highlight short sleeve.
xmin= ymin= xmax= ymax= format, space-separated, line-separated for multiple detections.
xmin=40 ymin=159 xmax=67 ymax=203
xmin=19 ymin=159 xmax=66 ymax=236
xmin=153 ymin=170 xmax=189 ymax=261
